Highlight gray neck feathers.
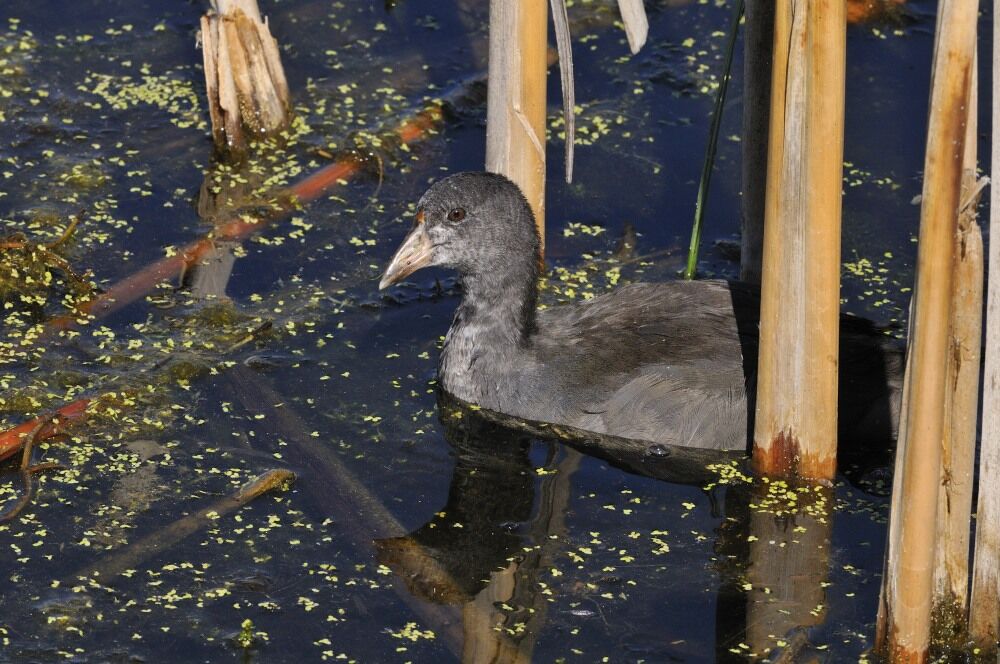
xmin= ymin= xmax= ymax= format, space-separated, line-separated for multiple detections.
xmin=439 ymin=253 xmax=539 ymax=406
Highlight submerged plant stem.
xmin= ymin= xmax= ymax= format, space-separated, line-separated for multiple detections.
xmin=0 ymin=417 xmax=65 ymax=523
xmin=68 ymin=469 xmax=295 ymax=583
xmin=0 ymin=399 xmax=90 ymax=463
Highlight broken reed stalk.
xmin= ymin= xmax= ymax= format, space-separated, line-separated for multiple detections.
xmin=615 ymin=0 xmax=649 ymax=54
xmin=875 ymin=295 xmax=914 ymax=651
xmin=969 ymin=0 xmax=1000 ymax=647
xmin=932 ymin=53 xmax=982 ymax=632
xmin=739 ymin=0 xmax=775 ymax=285
xmin=752 ymin=0 xmax=845 ymax=481
xmin=683 ymin=0 xmax=744 ymax=280
xmin=0 ymin=417 xmax=64 ymax=522
xmin=46 ymin=156 xmax=356 ymax=331
xmin=0 ymin=399 xmax=89 ymax=463
xmin=68 ymin=469 xmax=294 ymax=583
xmin=486 ymin=0 xmax=548 ymax=254
xmin=878 ymin=0 xmax=978 ymax=658
xmin=201 ymin=0 xmax=291 ymax=156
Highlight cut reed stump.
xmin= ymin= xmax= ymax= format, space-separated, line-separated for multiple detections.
xmin=932 ymin=53 xmax=983 ymax=636
xmin=876 ymin=0 xmax=978 ymax=659
xmin=486 ymin=0 xmax=548 ymax=253
xmin=969 ymin=1 xmax=1000 ymax=648
xmin=200 ymin=0 xmax=291 ymax=156
xmin=752 ymin=0 xmax=846 ymax=481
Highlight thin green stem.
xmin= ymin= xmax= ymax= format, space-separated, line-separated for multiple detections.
xmin=684 ymin=0 xmax=745 ymax=280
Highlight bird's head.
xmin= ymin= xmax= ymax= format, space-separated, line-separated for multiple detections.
xmin=379 ymin=172 xmax=540 ymax=289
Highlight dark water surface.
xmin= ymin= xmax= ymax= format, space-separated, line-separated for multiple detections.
xmin=0 ymin=0 xmax=991 ymax=661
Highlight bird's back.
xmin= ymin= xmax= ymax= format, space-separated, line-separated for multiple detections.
xmin=491 ymin=279 xmax=900 ymax=453
xmin=511 ymin=280 xmax=752 ymax=450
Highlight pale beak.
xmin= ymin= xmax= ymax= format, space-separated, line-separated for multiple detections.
xmin=379 ymin=223 xmax=434 ymax=290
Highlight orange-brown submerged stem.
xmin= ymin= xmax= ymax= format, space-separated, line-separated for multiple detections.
xmin=0 ymin=399 xmax=90 ymax=463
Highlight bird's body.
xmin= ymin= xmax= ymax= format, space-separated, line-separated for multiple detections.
xmin=381 ymin=172 xmax=902 ymax=453
xmin=441 ymin=280 xmax=751 ymax=450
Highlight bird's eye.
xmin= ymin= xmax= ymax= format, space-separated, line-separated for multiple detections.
xmin=447 ymin=208 xmax=466 ymax=222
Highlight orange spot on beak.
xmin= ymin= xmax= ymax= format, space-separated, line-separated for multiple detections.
xmin=415 ymin=210 xmax=425 ymax=225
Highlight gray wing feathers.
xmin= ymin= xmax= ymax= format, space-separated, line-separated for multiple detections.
xmin=535 ymin=281 xmax=750 ymax=451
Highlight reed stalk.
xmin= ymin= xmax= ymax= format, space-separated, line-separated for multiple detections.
xmin=486 ymin=0 xmax=549 ymax=253
xmin=752 ymin=0 xmax=845 ymax=480
xmin=932 ymin=50 xmax=982 ymax=634
xmin=969 ymin=1 xmax=1000 ymax=647
xmin=877 ymin=0 xmax=978 ymax=658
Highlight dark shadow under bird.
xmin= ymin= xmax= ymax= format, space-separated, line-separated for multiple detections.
xmin=380 ymin=172 xmax=902 ymax=456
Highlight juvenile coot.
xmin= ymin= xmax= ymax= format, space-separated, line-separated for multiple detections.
xmin=380 ymin=172 xmax=902 ymax=453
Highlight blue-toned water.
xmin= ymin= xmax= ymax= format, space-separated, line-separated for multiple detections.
xmin=0 ymin=0 xmax=989 ymax=661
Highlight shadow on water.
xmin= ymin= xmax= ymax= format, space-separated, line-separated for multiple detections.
xmin=370 ymin=398 xmax=851 ymax=662
xmin=376 ymin=407 xmax=563 ymax=662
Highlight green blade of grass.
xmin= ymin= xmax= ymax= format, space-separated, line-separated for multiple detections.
xmin=683 ymin=0 xmax=745 ymax=280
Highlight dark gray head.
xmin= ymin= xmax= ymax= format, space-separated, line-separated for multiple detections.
xmin=379 ymin=172 xmax=541 ymax=289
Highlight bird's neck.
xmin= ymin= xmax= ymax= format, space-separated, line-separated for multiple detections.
xmin=454 ymin=264 xmax=538 ymax=348
xmin=439 ymin=260 xmax=539 ymax=404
